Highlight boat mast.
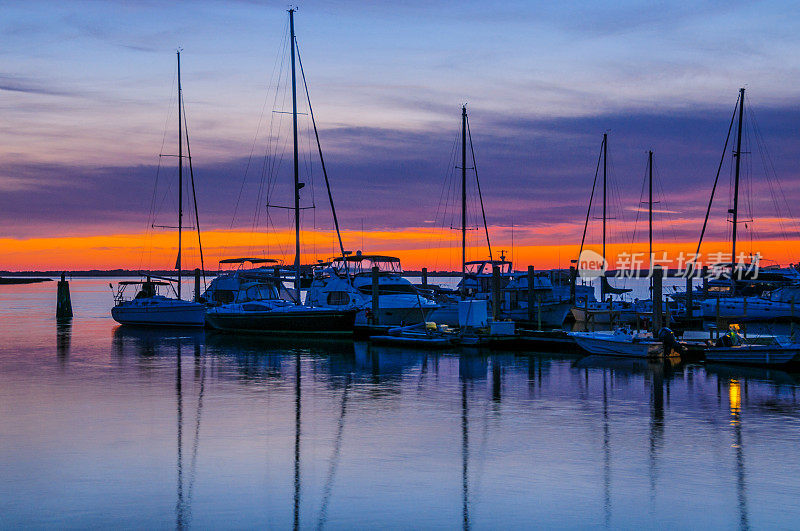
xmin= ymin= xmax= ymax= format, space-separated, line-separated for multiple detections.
xmin=290 ymin=9 xmax=301 ymax=299
xmin=601 ymin=133 xmax=607 ymax=301
xmin=177 ymin=50 xmax=183 ymax=299
xmin=648 ymin=150 xmax=653 ymax=269
xmin=461 ymin=105 xmax=467 ymax=279
xmin=731 ymin=87 xmax=745 ymax=281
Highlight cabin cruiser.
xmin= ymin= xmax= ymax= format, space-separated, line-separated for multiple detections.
xmin=111 ymin=278 xmax=205 ymax=327
xmin=304 ymin=253 xmax=439 ymax=325
xmin=200 ymin=258 xmax=297 ymax=306
xmin=700 ymin=284 xmax=800 ymax=321
xmin=204 ymin=266 xmax=357 ymax=334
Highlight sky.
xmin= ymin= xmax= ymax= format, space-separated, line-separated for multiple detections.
xmin=3 ymin=0 xmax=800 ymax=271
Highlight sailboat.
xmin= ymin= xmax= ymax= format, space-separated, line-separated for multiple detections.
xmin=698 ymin=88 xmax=800 ymax=322
xmin=111 ymin=51 xmax=205 ymax=327
xmin=205 ymin=9 xmax=357 ymax=335
xmin=570 ymin=133 xmax=636 ymax=325
xmin=425 ymin=106 xmax=572 ymax=328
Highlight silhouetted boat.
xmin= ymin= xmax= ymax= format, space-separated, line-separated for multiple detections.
xmin=111 ymin=51 xmax=205 ymax=328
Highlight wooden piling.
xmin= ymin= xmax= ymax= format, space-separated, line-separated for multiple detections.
xmin=685 ymin=274 xmax=694 ymax=320
xmin=569 ymin=266 xmax=577 ymax=304
xmin=371 ymin=265 xmax=380 ymax=325
xmin=56 ymin=272 xmax=72 ymax=319
xmin=194 ymin=268 xmax=201 ymax=302
xmin=652 ymin=266 xmax=663 ymax=333
xmin=492 ymin=265 xmax=501 ymax=321
xmin=527 ymin=266 xmax=535 ymax=323
xmin=702 ymin=266 xmax=708 ymax=297
xmin=421 ymin=267 xmax=428 ymax=287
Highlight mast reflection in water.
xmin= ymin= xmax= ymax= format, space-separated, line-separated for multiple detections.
xmin=2 ymin=279 xmax=800 ymax=528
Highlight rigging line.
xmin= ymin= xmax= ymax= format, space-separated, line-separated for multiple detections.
xmin=466 ymin=114 xmax=492 ymax=261
xmin=629 ymin=152 xmax=648 ymax=251
xmin=696 ymin=94 xmax=739 ymax=259
xmin=295 ymin=40 xmax=347 ymax=263
xmin=578 ymin=137 xmax=604 ymax=261
xmin=229 ymin=18 xmax=289 ymax=233
xmin=181 ymin=97 xmax=206 ymax=287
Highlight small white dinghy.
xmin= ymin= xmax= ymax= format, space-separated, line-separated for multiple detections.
xmin=569 ymin=327 xmax=666 ymax=358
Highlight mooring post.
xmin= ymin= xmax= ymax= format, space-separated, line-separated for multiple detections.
xmin=702 ymin=266 xmax=709 ymax=297
xmin=685 ymin=273 xmax=694 ymax=320
xmin=791 ymin=299 xmax=796 ymax=340
xmin=527 ymin=266 xmax=535 ymax=323
xmin=56 ymin=272 xmax=73 ymax=319
xmin=584 ymin=294 xmax=589 ymax=332
xmin=716 ymin=295 xmax=721 ymax=336
xmin=537 ymin=294 xmax=542 ymax=331
xmin=492 ymin=265 xmax=500 ymax=321
xmin=652 ymin=266 xmax=663 ymax=333
xmin=569 ymin=266 xmax=577 ymax=304
xmin=371 ymin=265 xmax=380 ymax=326
xmin=421 ymin=267 xmax=428 ymax=287
xmin=193 ymin=268 xmax=201 ymax=302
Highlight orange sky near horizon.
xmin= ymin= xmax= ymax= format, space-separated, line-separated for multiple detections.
xmin=4 ymin=228 xmax=800 ymax=272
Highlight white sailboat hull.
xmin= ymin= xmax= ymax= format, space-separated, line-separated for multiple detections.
xmin=112 ymin=297 xmax=206 ymax=327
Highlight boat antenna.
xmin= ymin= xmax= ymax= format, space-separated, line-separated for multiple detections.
xmin=289 ymin=8 xmax=301 ymax=302
xmin=295 ymin=39 xmax=348 ymax=271
xmin=466 ymin=111 xmax=493 ymax=261
xmin=177 ymin=48 xmax=183 ymax=299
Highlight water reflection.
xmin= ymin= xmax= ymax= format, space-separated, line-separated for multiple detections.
xmin=56 ymin=319 xmax=72 ymax=365
xmin=729 ymin=379 xmax=749 ymax=530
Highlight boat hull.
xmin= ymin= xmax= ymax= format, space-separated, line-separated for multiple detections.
xmin=704 ymin=345 xmax=800 ymax=366
xmin=111 ymin=300 xmax=206 ymax=327
xmin=206 ymin=308 xmax=357 ymax=334
xmin=571 ymin=334 xmax=664 ymax=358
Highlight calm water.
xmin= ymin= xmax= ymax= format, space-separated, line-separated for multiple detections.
xmin=2 ymin=279 xmax=800 ymax=529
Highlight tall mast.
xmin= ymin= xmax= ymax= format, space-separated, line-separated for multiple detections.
xmin=289 ymin=9 xmax=301 ymax=299
xmin=731 ymin=87 xmax=745 ymax=278
xmin=648 ymin=150 xmax=653 ymax=268
xmin=601 ymin=133 xmax=607 ymax=300
xmin=177 ymin=50 xmax=183 ymax=299
xmin=461 ymin=105 xmax=467 ymax=279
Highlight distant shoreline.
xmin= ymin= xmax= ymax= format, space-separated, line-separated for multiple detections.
xmin=0 ymin=269 xmax=465 ymax=278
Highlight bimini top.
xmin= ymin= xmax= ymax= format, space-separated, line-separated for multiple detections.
xmin=118 ymin=280 xmax=172 ymax=286
xmin=218 ymin=258 xmax=280 ymax=265
xmin=464 ymin=260 xmax=511 ymax=266
xmin=332 ymin=255 xmax=400 ymax=263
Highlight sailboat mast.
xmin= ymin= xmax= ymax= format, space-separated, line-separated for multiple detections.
xmin=177 ymin=50 xmax=183 ymax=299
xmin=731 ymin=87 xmax=745 ymax=276
xmin=461 ymin=105 xmax=467 ymax=278
xmin=648 ymin=150 xmax=653 ymax=267
xmin=601 ymin=133 xmax=607 ymax=301
xmin=289 ymin=9 xmax=301 ymax=299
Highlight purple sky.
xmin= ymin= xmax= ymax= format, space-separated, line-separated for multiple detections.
xmin=3 ymin=0 xmax=800 ymax=258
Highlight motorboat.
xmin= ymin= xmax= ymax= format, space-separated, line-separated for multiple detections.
xmin=700 ymin=284 xmax=800 ymax=321
xmin=304 ymin=253 xmax=439 ymax=325
xmin=568 ymin=327 xmax=666 ymax=358
xmin=705 ymin=326 xmax=800 ymax=366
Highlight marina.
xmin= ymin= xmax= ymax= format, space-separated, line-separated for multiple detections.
xmin=6 ymin=2 xmax=800 ymax=528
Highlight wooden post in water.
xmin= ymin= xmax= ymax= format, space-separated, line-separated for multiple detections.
xmin=715 ymin=295 xmax=721 ymax=337
xmin=685 ymin=273 xmax=694 ymax=320
xmin=702 ymin=266 xmax=709 ymax=297
xmin=421 ymin=267 xmax=428 ymax=287
xmin=371 ymin=265 xmax=380 ymax=325
xmin=527 ymin=266 xmax=535 ymax=323
xmin=194 ymin=268 xmax=201 ymax=302
xmin=569 ymin=266 xmax=576 ymax=304
xmin=537 ymin=293 xmax=542 ymax=331
xmin=584 ymin=294 xmax=589 ymax=332
xmin=492 ymin=265 xmax=500 ymax=321
xmin=56 ymin=272 xmax=72 ymax=319
xmin=791 ymin=299 xmax=795 ymax=340
xmin=652 ymin=266 xmax=663 ymax=333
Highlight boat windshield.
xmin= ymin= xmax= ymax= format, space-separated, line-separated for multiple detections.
xmin=464 ymin=261 xmax=512 ymax=276
xmin=333 ymin=255 xmax=403 ymax=275
xmin=236 ymin=282 xmax=281 ymax=303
